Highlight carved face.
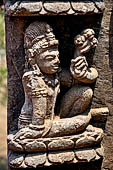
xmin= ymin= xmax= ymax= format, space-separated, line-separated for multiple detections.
xmin=37 ymin=46 xmax=60 ymax=74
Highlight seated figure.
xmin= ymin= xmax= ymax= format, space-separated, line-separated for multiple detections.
xmin=7 ymin=21 xmax=110 ymax=169
xmin=6 ymin=19 xmax=111 ymax=170
xmin=12 ymin=21 xmax=101 ymax=139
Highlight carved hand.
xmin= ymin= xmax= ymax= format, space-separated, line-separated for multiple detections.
xmin=70 ymin=56 xmax=88 ymax=79
xmin=70 ymin=29 xmax=98 ymax=84
xmin=75 ymin=37 xmax=98 ymax=55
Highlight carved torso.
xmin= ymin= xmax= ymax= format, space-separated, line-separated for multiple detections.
xmin=22 ymin=70 xmax=60 ymax=121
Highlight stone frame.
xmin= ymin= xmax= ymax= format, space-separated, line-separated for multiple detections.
xmin=5 ymin=0 xmax=113 ymax=170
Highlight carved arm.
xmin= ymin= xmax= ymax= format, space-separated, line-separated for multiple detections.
xmin=22 ymin=70 xmax=47 ymax=130
xmin=70 ymin=29 xmax=98 ymax=84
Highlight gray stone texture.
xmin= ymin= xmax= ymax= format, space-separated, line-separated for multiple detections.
xmin=75 ymin=149 xmax=96 ymax=162
xmin=48 ymin=150 xmax=75 ymax=164
xmin=5 ymin=0 xmax=113 ymax=170
xmin=7 ymin=125 xmax=103 ymax=153
xmin=8 ymin=147 xmax=103 ymax=168
xmin=9 ymin=151 xmax=25 ymax=168
xmin=5 ymin=1 xmax=104 ymax=16
xmin=24 ymin=153 xmax=47 ymax=168
xmin=25 ymin=141 xmax=47 ymax=152
xmin=48 ymin=139 xmax=74 ymax=151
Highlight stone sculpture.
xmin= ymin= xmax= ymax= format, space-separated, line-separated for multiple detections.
xmin=8 ymin=21 xmax=109 ymax=168
xmin=5 ymin=0 xmax=105 ymax=16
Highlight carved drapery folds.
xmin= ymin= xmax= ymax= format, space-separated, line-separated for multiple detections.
xmin=7 ymin=17 xmax=109 ymax=169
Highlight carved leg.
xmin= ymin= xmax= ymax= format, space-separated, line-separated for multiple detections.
xmin=13 ymin=96 xmax=47 ymax=140
xmin=60 ymin=85 xmax=93 ymax=118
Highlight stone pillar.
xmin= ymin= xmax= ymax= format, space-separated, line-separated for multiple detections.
xmin=4 ymin=0 xmax=113 ymax=170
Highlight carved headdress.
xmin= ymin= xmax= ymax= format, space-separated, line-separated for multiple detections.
xmin=24 ymin=21 xmax=58 ymax=67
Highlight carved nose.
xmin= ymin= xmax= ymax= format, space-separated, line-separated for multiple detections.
xmin=55 ymin=58 xmax=60 ymax=64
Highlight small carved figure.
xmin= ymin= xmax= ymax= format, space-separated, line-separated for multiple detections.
xmin=71 ymin=28 xmax=98 ymax=83
xmin=60 ymin=28 xmax=98 ymax=118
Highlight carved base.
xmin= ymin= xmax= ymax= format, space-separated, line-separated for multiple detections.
xmin=7 ymin=107 xmax=108 ymax=168
xmin=8 ymin=125 xmax=103 ymax=168
xmin=8 ymin=146 xmax=103 ymax=168
xmin=8 ymin=125 xmax=103 ymax=152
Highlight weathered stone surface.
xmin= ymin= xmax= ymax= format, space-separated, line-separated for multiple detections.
xmin=43 ymin=2 xmax=70 ymax=14
xmin=67 ymin=8 xmax=75 ymax=15
xmin=95 ymin=1 xmax=105 ymax=11
xmin=9 ymin=151 xmax=25 ymax=168
xmin=72 ymin=125 xmax=103 ymax=148
xmin=5 ymin=0 xmax=105 ymax=16
xmin=102 ymin=136 xmax=113 ymax=170
xmin=8 ymin=114 xmax=92 ymax=141
xmin=18 ymin=161 xmax=28 ymax=168
xmin=96 ymin=147 xmax=103 ymax=157
xmin=48 ymin=139 xmax=74 ymax=151
xmin=24 ymin=153 xmax=47 ymax=168
xmin=7 ymin=132 xmax=16 ymax=142
xmin=7 ymin=17 xmax=104 ymax=164
xmin=91 ymin=107 xmax=109 ymax=122
xmin=7 ymin=124 xmax=103 ymax=152
xmin=8 ymin=140 xmax=24 ymax=152
xmin=71 ymin=2 xmax=95 ymax=14
xmin=75 ymin=131 xmax=103 ymax=148
xmin=5 ymin=1 xmax=42 ymax=16
xmin=71 ymin=1 xmax=104 ymax=14
xmin=25 ymin=141 xmax=47 ymax=152
xmin=46 ymin=114 xmax=91 ymax=137
xmin=5 ymin=0 xmax=113 ymax=169
xmin=75 ymin=136 xmax=96 ymax=148
xmin=48 ymin=150 xmax=75 ymax=164
xmin=8 ymin=146 xmax=102 ymax=168
xmin=6 ymin=14 xmax=105 ymax=166
xmin=60 ymin=86 xmax=93 ymax=118
xmin=71 ymin=125 xmax=103 ymax=144
xmin=75 ymin=149 xmax=96 ymax=162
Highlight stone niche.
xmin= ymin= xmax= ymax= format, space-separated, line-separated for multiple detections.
xmin=5 ymin=0 xmax=113 ymax=170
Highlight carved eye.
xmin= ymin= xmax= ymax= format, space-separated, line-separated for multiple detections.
xmin=77 ymin=39 xmax=80 ymax=42
xmin=76 ymin=38 xmax=83 ymax=45
xmin=74 ymin=35 xmax=84 ymax=46
xmin=45 ymin=55 xmax=55 ymax=61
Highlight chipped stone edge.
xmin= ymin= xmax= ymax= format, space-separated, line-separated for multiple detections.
xmin=8 ymin=147 xmax=103 ymax=168
xmin=5 ymin=1 xmax=105 ymax=16
xmin=7 ymin=125 xmax=104 ymax=152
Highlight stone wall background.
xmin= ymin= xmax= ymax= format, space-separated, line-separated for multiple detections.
xmin=5 ymin=0 xmax=113 ymax=169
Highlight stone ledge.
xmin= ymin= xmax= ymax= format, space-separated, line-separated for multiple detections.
xmin=5 ymin=0 xmax=105 ymax=16
xmin=8 ymin=125 xmax=103 ymax=152
xmin=8 ymin=147 xmax=103 ymax=168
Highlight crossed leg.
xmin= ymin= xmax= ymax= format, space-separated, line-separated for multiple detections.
xmin=60 ymin=85 xmax=93 ymax=118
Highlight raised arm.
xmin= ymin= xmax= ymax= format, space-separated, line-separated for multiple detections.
xmin=70 ymin=29 xmax=98 ymax=84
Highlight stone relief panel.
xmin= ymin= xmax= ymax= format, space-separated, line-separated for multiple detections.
xmin=8 ymin=21 xmax=109 ymax=168
xmin=5 ymin=0 xmax=105 ymax=16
